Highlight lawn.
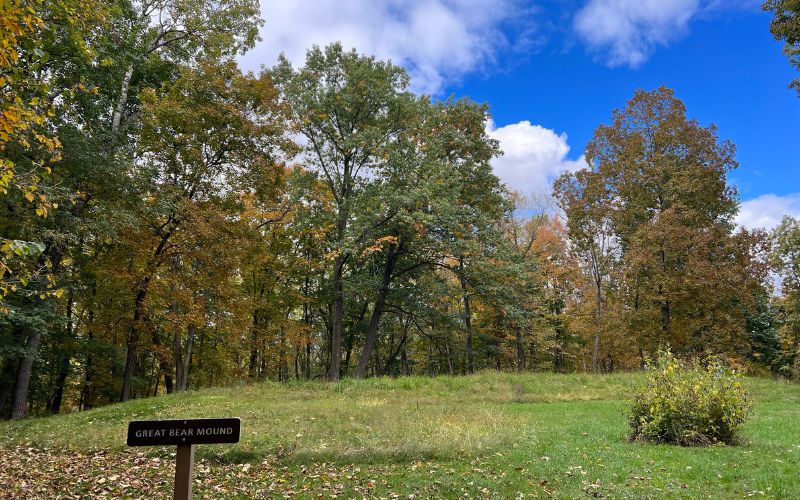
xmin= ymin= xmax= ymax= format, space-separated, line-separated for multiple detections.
xmin=1 ymin=372 xmax=799 ymax=498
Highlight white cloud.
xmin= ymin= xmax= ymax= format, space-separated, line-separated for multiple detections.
xmin=574 ymin=0 xmax=700 ymax=67
xmin=736 ymin=193 xmax=800 ymax=230
xmin=240 ymin=0 xmax=522 ymax=94
xmin=487 ymin=119 xmax=588 ymax=197
xmin=573 ymin=0 xmax=757 ymax=68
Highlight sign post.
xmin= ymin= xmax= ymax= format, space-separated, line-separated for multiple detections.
xmin=127 ymin=417 xmax=240 ymax=500
xmin=174 ymin=444 xmax=195 ymax=500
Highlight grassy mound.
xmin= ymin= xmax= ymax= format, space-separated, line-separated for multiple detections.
xmin=1 ymin=372 xmax=799 ymax=498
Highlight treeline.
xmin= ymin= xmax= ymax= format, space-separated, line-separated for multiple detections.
xmin=1 ymin=0 xmax=799 ymax=419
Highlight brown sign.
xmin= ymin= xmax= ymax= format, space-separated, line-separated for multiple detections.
xmin=127 ymin=418 xmax=240 ymax=447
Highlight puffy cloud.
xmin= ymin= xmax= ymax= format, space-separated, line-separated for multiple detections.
xmin=240 ymin=0 xmax=522 ymax=94
xmin=487 ymin=119 xmax=588 ymax=197
xmin=573 ymin=0 xmax=757 ymax=67
xmin=574 ymin=0 xmax=700 ymax=67
xmin=735 ymin=193 xmax=800 ymax=230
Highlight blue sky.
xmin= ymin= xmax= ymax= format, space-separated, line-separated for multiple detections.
xmin=240 ymin=0 xmax=800 ymax=229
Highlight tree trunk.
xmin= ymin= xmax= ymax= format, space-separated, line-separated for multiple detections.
xmin=591 ymin=277 xmax=602 ymax=373
xmin=305 ymin=342 xmax=312 ymax=379
xmin=661 ymin=298 xmax=671 ymax=345
xmin=111 ymin=63 xmax=134 ymax=134
xmin=122 ymin=221 xmax=174 ymax=401
xmin=328 ymin=254 xmax=345 ymax=381
xmin=659 ymin=244 xmax=670 ymax=347
xmin=121 ymin=277 xmax=151 ymax=402
xmin=120 ymin=339 xmax=137 ymax=402
xmin=48 ymin=289 xmax=74 ymax=414
xmin=248 ymin=311 xmax=259 ymax=381
xmin=48 ymin=357 xmax=69 ymax=415
xmin=459 ymin=256 xmax=474 ymax=374
xmin=175 ymin=324 xmax=195 ymax=392
xmin=278 ymin=325 xmax=287 ymax=382
xmin=401 ymin=346 xmax=410 ymax=376
xmin=11 ymin=328 xmax=42 ymax=419
xmin=151 ymin=328 xmax=172 ymax=394
xmin=355 ymin=243 xmax=398 ymax=378
xmin=79 ymin=348 xmax=93 ymax=411
xmin=79 ymin=283 xmax=96 ymax=411
xmin=294 ymin=347 xmax=301 ymax=380
xmin=445 ymin=333 xmax=454 ymax=375
xmin=383 ymin=315 xmax=409 ymax=376
xmin=515 ymin=326 xmax=525 ymax=371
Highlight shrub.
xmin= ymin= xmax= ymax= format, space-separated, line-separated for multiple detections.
xmin=628 ymin=350 xmax=753 ymax=446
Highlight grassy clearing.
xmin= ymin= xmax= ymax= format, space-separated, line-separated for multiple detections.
xmin=2 ymin=371 xmax=799 ymax=498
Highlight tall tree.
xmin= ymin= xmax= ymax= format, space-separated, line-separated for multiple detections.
xmin=554 ymin=168 xmax=617 ymax=372
xmin=557 ymin=87 xmax=767 ymax=358
xmin=0 ymin=0 xmax=105 ymax=419
xmin=117 ymin=60 xmax=292 ymax=400
xmin=353 ymin=96 xmax=505 ymax=378
xmin=273 ymin=43 xmax=417 ymax=381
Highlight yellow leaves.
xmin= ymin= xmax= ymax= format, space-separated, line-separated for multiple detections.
xmin=360 ymin=235 xmax=398 ymax=257
xmin=324 ymin=249 xmax=341 ymax=261
xmin=376 ymin=235 xmax=398 ymax=245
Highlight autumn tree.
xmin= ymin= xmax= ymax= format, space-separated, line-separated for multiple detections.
xmin=771 ymin=216 xmax=800 ymax=379
xmin=554 ymin=167 xmax=618 ymax=372
xmin=351 ymin=96 xmax=507 ymax=378
xmin=558 ymin=87 xmax=768 ymax=360
xmin=0 ymin=0 xmax=102 ymax=312
xmin=116 ymin=60 xmax=293 ymax=400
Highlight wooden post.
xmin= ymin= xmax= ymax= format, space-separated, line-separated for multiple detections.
xmin=127 ymin=418 xmax=240 ymax=498
xmin=174 ymin=444 xmax=195 ymax=500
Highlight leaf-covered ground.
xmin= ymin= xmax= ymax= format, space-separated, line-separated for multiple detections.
xmin=2 ymin=372 xmax=800 ymax=498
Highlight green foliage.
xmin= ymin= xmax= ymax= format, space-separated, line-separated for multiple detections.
xmin=629 ymin=350 xmax=753 ymax=446
xmin=764 ymin=0 xmax=800 ymax=93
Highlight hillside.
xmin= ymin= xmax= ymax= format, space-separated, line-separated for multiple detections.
xmin=2 ymin=372 xmax=800 ymax=498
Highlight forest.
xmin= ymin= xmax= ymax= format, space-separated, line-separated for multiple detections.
xmin=2 ymin=0 xmax=800 ymax=422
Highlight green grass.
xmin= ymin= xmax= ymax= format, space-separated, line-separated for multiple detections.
xmin=2 ymin=371 xmax=799 ymax=498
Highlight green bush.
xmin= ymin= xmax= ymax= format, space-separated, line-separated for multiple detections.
xmin=628 ymin=350 xmax=753 ymax=446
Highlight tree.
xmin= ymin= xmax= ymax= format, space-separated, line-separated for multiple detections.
xmin=0 ymin=0 xmax=101 ymax=313
xmin=771 ymin=216 xmax=800 ymax=379
xmin=764 ymin=0 xmax=800 ymax=94
xmin=108 ymin=0 xmax=261 ymax=134
xmin=117 ymin=60 xmax=292 ymax=400
xmin=557 ymin=87 xmax=768 ymax=359
xmin=273 ymin=43 xmax=417 ymax=381
xmin=352 ymin=96 xmax=506 ymax=378
xmin=0 ymin=0 xmax=105 ymax=419
xmin=554 ymin=167 xmax=617 ymax=372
